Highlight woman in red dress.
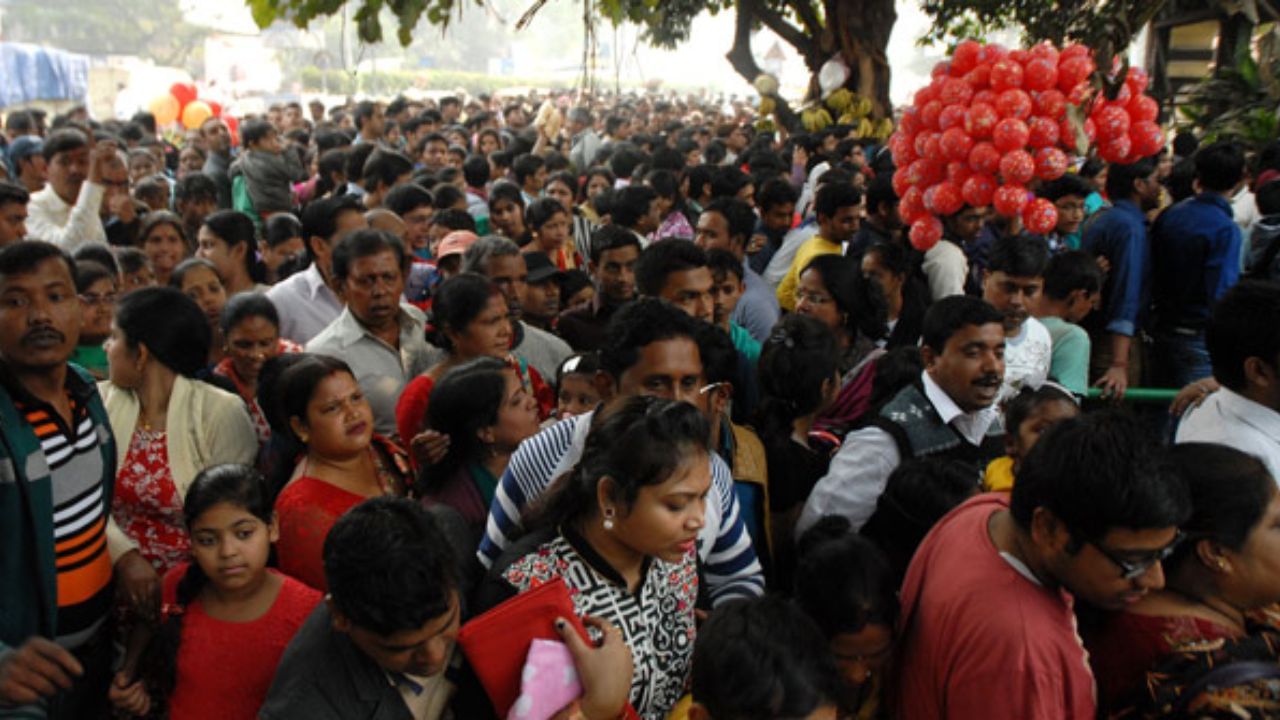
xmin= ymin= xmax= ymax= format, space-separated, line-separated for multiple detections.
xmin=1085 ymin=443 xmax=1280 ymax=714
xmin=395 ymin=273 xmax=553 ymax=464
xmin=272 ymin=355 xmax=409 ymax=590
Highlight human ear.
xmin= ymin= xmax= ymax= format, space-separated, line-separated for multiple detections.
xmin=1195 ymin=538 xmax=1232 ymax=574
xmin=920 ymin=344 xmax=939 ymax=372
xmin=267 ymin=513 xmax=280 ymax=544
xmin=1029 ymin=507 xmax=1069 ymax=553
xmin=288 ymin=416 xmax=309 ymax=444
xmin=593 ymin=370 xmax=617 ymax=402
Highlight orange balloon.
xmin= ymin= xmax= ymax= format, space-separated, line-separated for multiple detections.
xmin=181 ymin=100 xmax=213 ymax=130
xmin=149 ymin=94 xmax=180 ymax=126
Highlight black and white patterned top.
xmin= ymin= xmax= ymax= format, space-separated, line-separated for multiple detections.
xmin=489 ymin=525 xmax=699 ymax=720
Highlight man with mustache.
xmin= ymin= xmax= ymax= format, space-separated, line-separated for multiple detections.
xmin=0 ymin=241 xmax=158 ymax=717
xmin=981 ymin=235 xmax=1052 ymax=405
xmin=797 ymin=296 xmax=1008 ymax=535
xmin=25 ymin=128 xmax=115 ymax=251
xmin=306 ymin=229 xmax=439 ymax=443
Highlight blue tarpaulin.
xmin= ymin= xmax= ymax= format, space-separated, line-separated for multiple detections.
xmin=0 ymin=41 xmax=90 ymax=108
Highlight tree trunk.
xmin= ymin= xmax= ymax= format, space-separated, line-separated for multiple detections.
xmin=826 ymin=0 xmax=896 ymax=118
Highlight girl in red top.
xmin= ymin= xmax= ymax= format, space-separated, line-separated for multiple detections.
xmin=273 ymin=355 xmax=408 ymax=590
xmin=109 ymin=464 xmax=321 ymax=720
xmin=396 ymin=273 xmax=553 ymax=464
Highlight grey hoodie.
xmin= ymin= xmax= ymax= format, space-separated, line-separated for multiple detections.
xmin=1247 ymin=213 xmax=1280 ymax=282
xmin=229 ymin=147 xmax=308 ymax=215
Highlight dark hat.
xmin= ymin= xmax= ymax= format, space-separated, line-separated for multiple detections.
xmin=522 ymin=251 xmax=563 ymax=284
xmin=5 ymin=135 xmax=42 ymax=176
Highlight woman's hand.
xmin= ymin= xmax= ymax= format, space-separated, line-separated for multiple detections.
xmin=409 ymin=429 xmax=450 ymax=467
xmin=107 ymin=671 xmax=150 ymax=716
xmin=557 ymin=615 xmax=632 ymax=720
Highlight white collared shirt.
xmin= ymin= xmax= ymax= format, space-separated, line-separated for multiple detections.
xmin=266 ymin=264 xmax=344 ymax=345
xmin=27 ymin=182 xmax=107 ymax=251
xmin=798 ymin=371 xmax=999 ymax=536
xmin=1177 ymin=386 xmax=1280 ymax=483
xmin=306 ymin=304 xmax=441 ymax=442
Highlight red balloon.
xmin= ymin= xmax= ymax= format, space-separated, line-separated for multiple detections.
xmin=1099 ymin=133 xmax=1133 ymax=163
xmin=940 ymin=127 xmax=975 ymax=162
xmin=1035 ymin=147 xmax=1069 ymax=180
xmin=1130 ymin=120 xmax=1166 ymax=158
xmin=1127 ymin=95 xmax=1158 ymax=124
xmin=965 ymin=102 xmax=999 ymax=139
xmin=1057 ymin=56 xmax=1094 ymax=92
xmin=915 ymin=83 xmax=941 ymax=107
xmin=892 ymin=167 xmax=914 ymax=197
xmin=999 ymin=149 xmax=1036 ymax=185
xmin=962 ymin=173 xmax=997 ymax=208
xmin=1009 ymin=49 xmax=1031 ymax=65
xmin=938 ymin=104 xmax=969 ymax=131
xmin=900 ymin=186 xmax=927 ymax=224
xmin=1060 ymin=44 xmax=1090 ymax=61
xmin=990 ymin=60 xmax=1025 ymax=92
xmin=909 ymin=158 xmax=945 ymax=187
xmin=169 ymin=82 xmax=197 ymax=108
xmin=1027 ymin=116 xmax=1060 ymax=148
xmin=909 ymin=216 xmax=944 ymax=252
xmin=1126 ymin=66 xmax=1151 ymax=94
xmin=1024 ymin=58 xmax=1059 ymax=92
xmin=946 ymin=161 xmax=973 ymax=186
xmin=207 ymin=100 xmax=223 ymax=118
xmin=899 ymin=107 xmax=921 ymax=136
xmin=923 ymin=134 xmax=943 ymax=161
xmin=224 ymin=116 xmax=240 ymax=146
xmin=996 ymin=89 xmax=1033 ymax=120
xmin=1034 ymin=89 xmax=1067 ymax=119
xmin=952 ymin=40 xmax=983 ymax=75
xmin=1093 ymin=104 xmax=1131 ymax=141
xmin=1066 ymin=82 xmax=1093 ymax=107
xmin=972 ymin=89 xmax=997 ymax=107
xmin=965 ymin=65 xmax=992 ymax=91
xmin=1110 ymin=82 xmax=1133 ymax=106
xmin=979 ymin=43 xmax=1009 ymax=65
xmin=968 ymin=141 xmax=1002 ymax=175
xmin=1030 ymin=42 xmax=1060 ymax=65
xmin=925 ymin=181 xmax=965 ymax=216
xmin=992 ymin=118 xmax=1030 ymax=153
xmin=1023 ymin=198 xmax=1060 ymax=235
xmin=993 ymin=184 xmax=1030 ymax=218
xmin=932 ymin=61 xmax=952 ymax=80
xmin=920 ymin=100 xmax=944 ymax=130
xmin=940 ymin=78 xmax=975 ymax=107
xmin=890 ymin=134 xmax=918 ymax=167
xmin=914 ymin=130 xmax=938 ymax=159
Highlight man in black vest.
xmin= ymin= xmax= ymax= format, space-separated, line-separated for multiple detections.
xmin=797 ymin=295 xmax=1006 ymax=535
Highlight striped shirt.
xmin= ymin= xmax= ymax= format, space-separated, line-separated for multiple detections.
xmin=478 ymin=411 xmax=765 ymax=604
xmin=18 ymin=397 xmax=113 ymax=649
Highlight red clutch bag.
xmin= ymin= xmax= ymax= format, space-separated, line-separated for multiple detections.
xmin=458 ymin=578 xmax=590 ymax=716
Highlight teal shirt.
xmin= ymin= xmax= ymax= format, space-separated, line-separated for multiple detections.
xmin=467 ymin=462 xmax=499 ymax=509
xmin=69 ymin=344 xmax=108 ymax=380
xmin=729 ymin=323 xmax=761 ymax=366
xmin=1039 ymin=315 xmax=1090 ymax=395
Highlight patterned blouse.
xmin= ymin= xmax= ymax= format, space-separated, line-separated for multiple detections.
xmin=112 ymin=427 xmax=188 ymax=574
xmin=491 ymin=525 xmax=698 ymax=720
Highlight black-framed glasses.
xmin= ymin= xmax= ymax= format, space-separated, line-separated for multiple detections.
xmin=1090 ymin=531 xmax=1184 ymax=580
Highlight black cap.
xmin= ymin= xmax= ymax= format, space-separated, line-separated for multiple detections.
xmin=523 ymin=251 xmax=564 ymax=284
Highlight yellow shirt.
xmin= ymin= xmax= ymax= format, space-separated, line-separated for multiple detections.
xmin=776 ymin=235 xmax=841 ymax=310
xmin=983 ymin=455 xmax=1016 ymax=492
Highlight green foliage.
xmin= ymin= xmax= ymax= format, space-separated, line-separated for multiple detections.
xmin=1179 ymin=33 xmax=1280 ymax=151
xmin=2 ymin=0 xmax=209 ymax=71
xmin=920 ymin=0 xmax=1167 ymax=58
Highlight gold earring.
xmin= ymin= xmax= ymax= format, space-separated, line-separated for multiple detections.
xmin=602 ymin=507 xmax=615 ymax=531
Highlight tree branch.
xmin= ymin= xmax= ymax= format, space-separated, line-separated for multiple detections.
xmin=783 ymin=0 xmax=824 ymax=40
xmin=743 ymin=0 xmax=820 ymax=69
xmin=726 ymin=0 xmax=800 ymax=131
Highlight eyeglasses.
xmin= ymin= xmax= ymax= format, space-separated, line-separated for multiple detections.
xmin=794 ymin=290 xmax=833 ymax=307
xmin=698 ymin=381 xmax=729 ymax=395
xmin=1090 ymin=531 xmax=1184 ymax=580
xmin=79 ymin=292 xmax=118 ymax=306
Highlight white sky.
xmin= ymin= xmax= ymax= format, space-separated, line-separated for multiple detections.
xmin=181 ymin=0 xmax=955 ymax=104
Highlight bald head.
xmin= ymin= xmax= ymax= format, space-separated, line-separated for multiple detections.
xmin=365 ymin=208 xmax=406 ymax=240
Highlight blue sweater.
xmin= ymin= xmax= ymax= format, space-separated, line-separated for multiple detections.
xmin=1151 ymin=193 xmax=1242 ymax=332
xmin=1083 ymin=199 xmax=1150 ymax=337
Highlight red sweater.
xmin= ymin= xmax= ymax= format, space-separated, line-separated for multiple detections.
xmin=895 ymin=494 xmax=1097 ymax=720
xmin=164 ymin=568 xmax=321 ymax=720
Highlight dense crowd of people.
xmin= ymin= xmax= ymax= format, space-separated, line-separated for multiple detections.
xmin=1 ymin=88 xmax=1279 ymax=719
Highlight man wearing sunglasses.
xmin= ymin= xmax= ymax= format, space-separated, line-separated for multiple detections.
xmin=895 ymin=411 xmax=1191 ymax=720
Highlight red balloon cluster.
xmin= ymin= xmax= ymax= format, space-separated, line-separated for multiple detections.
xmin=890 ymin=40 xmax=1166 ymax=250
